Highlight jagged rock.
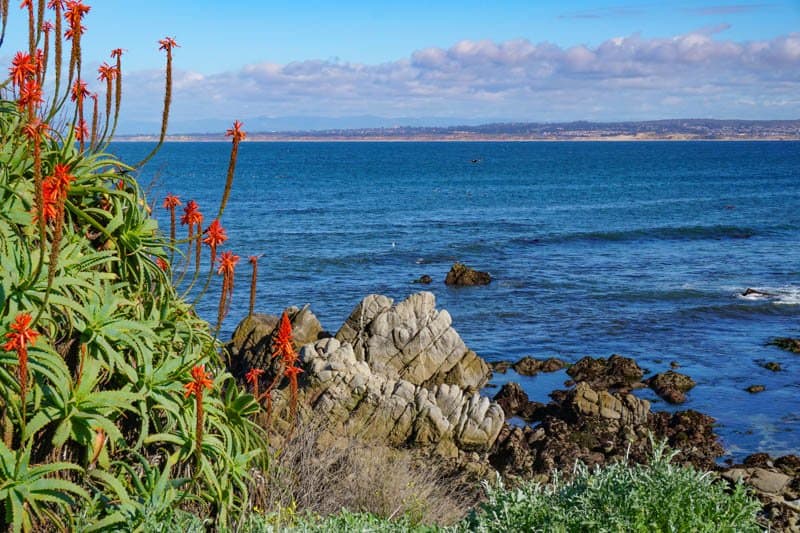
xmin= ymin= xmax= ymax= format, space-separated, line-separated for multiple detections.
xmin=770 ymin=338 xmax=800 ymax=354
xmin=298 ymin=337 xmax=504 ymax=455
xmin=512 ymin=356 xmax=567 ymax=376
xmin=746 ymin=384 xmax=766 ymax=393
xmin=645 ymin=370 xmax=696 ymax=404
xmin=228 ymin=305 xmax=323 ymax=377
xmin=413 ymin=275 xmax=433 ymax=284
xmin=568 ymin=382 xmax=650 ymax=427
xmin=493 ymin=382 xmax=545 ymax=422
xmin=490 ymin=360 xmax=513 ymax=374
xmin=444 ymin=262 xmax=491 ymax=286
xmin=489 ymin=381 xmax=724 ymax=479
xmin=335 ymin=292 xmax=491 ymax=392
xmin=763 ymin=361 xmax=782 ymax=372
xmin=566 ymin=354 xmax=644 ymax=391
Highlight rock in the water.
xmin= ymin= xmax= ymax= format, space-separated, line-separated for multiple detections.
xmin=298 ymin=337 xmax=504 ymax=454
xmin=762 ymin=361 xmax=782 ymax=372
xmin=512 ymin=356 xmax=567 ymax=376
xmin=769 ymin=337 xmax=800 ymax=354
xmin=335 ymin=292 xmax=491 ymax=391
xmin=490 ymin=360 xmax=513 ymax=374
xmin=492 ymin=382 xmax=545 ymax=422
xmin=444 ymin=262 xmax=491 ymax=286
xmin=566 ymin=354 xmax=644 ymax=391
xmin=746 ymin=385 xmax=766 ymax=393
xmin=645 ymin=370 xmax=696 ymax=404
xmin=413 ymin=275 xmax=433 ymax=284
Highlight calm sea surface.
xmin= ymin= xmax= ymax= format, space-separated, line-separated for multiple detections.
xmin=111 ymin=141 xmax=800 ymax=460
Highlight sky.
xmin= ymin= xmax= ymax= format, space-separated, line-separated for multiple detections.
xmin=2 ymin=1 xmax=799 ymax=131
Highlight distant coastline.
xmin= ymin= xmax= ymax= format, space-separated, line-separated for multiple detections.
xmin=115 ymin=118 xmax=800 ymax=142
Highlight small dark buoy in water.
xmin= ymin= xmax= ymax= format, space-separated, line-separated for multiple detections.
xmin=470 ymin=159 xmax=480 ymax=163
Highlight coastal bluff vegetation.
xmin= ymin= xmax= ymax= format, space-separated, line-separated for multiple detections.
xmin=0 ymin=2 xmax=797 ymax=531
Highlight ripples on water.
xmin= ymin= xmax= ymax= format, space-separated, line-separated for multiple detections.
xmin=112 ymin=140 xmax=800 ymax=460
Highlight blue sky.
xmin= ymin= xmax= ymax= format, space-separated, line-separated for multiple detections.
xmin=2 ymin=1 xmax=799 ymax=130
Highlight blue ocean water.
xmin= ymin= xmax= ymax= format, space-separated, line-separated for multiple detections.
xmin=112 ymin=141 xmax=800 ymax=460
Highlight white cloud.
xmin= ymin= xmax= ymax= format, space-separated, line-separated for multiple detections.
xmin=118 ymin=29 xmax=800 ymax=126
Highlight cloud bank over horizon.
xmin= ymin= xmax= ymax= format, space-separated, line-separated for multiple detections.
xmin=117 ymin=28 xmax=800 ymax=131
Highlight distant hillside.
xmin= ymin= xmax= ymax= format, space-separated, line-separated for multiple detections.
xmin=117 ymin=119 xmax=800 ymax=141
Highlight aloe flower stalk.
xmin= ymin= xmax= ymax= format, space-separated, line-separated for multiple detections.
xmin=215 ymin=250 xmax=239 ymax=330
xmin=245 ymin=367 xmax=265 ymax=404
xmin=183 ymin=364 xmax=213 ymax=467
xmin=248 ymin=255 xmax=260 ymax=317
xmin=3 ymin=313 xmax=40 ymax=427
xmin=217 ymin=120 xmax=245 ymax=218
xmin=136 ymin=37 xmax=177 ymax=168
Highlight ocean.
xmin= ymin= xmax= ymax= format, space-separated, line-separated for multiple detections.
xmin=111 ymin=140 xmax=800 ymax=461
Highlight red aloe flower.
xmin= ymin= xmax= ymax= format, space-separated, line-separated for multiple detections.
xmin=245 ymin=367 xmax=265 ymax=400
xmin=63 ymin=0 xmax=89 ymax=32
xmin=42 ymin=20 xmax=54 ymax=33
xmin=17 ymin=79 xmax=43 ymax=111
xmin=180 ymin=200 xmax=202 ymax=227
xmin=183 ymin=364 xmax=213 ymax=398
xmin=74 ymin=118 xmax=89 ymax=143
xmin=156 ymin=257 xmax=169 ymax=272
xmin=22 ymin=119 xmax=50 ymax=141
xmin=158 ymin=36 xmax=179 ymax=52
xmin=216 ymin=250 xmax=239 ymax=277
xmin=96 ymin=62 xmax=117 ymax=82
xmin=183 ymin=364 xmax=213 ymax=465
xmin=110 ymin=48 xmax=124 ymax=58
xmin=10 ymin=51 xmax=36 ymax=88
xmin=47 ymin=0 xmax=65 ymax=8
xmin=3 ymin=313 xmax=40 ymax=414
xmin=70 ymin=78 xmax=88 ymax=102
xmin=273 ymin=311 xmax=295 ymax=361
xmin=226 ymin=120 xmax=246 ymax=143
xmin=163 ymin=194 xmax=181 ymax=210
xmin=50 ymin=163 xmax=75 ymax=197
xmin=163 ymin=194 xmax=181 ymax=247
xmin=202 ymin=219 xmax=227 ymax=263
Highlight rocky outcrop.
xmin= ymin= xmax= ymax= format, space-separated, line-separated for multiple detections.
xmin=566 ymin=354 xmax=645 ymax=391
xmin=722 ymin=454 xmax=800 ymax=531
xmin=512 ymin=356 xmax=567 ymax=376
xmin=335 ymin=292 xmax=491 ymax=392
xmin=645 ymin=370 xmax=696 ymax=404
xmin=444 ymin=262 xmax=491 ymax=286
xmin=232 ymin=293 xmax=503 ymax=457
xmin=490 ymin=381 xmax=724 ymax=479
xmin=299 ymin=337 xmax=504 ymax=456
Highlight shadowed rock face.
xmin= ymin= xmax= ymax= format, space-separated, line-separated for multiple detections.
xmin=335 ymin=292 xmax=491 ymax=392
xmin=645 ymin=370 xmax=696 ymax=404
xmin=566 ymin=354 xmax=645 ymax=391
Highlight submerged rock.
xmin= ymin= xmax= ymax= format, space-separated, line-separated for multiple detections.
xmin=645 ymin=370 xmax=696 ymax=404
xmin=770 ymin=338 xmax=800 ymax=354
xmin=746 ymin=384 xmax=766 ymax=393
xmin=413 ymin=274 xmax=433 ymax=284
xmin=566 ymin=354 xmax=644 ymax=391
xmin=444 ymin=262 xmax=491 ymax=286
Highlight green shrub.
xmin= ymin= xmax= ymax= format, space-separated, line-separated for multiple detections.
xmin=462 ymin=443 xmax=761 ymax=533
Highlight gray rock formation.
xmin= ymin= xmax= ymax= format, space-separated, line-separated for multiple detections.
xmin=299 ymin=336 xmax=504 ymax=456
xmin=335 ymin=292 xmax=491 ymax=392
